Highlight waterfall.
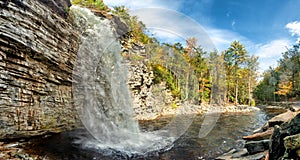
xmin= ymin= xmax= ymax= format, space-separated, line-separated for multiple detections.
xmin=71 ymin=6 xmax=175 ymax=154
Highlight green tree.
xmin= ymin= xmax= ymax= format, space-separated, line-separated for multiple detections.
xmin=254 ymin=67 xmax=280 ymax=102
xmin=112 ymin=6 xmax=154 ymax=44
xmin=72 ymin=0 xmax=108 ymax=11
xmin=188 ymin=42 xmax=209 ymax=103
xmin=246 ymin=55 xmax=259 ymax=106
xmin=224 ymin=41 xmax=248 ymax=105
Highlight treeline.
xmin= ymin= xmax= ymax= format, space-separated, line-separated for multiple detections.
xmin=73 ymin=1 xmax=261 ymax=106
xmin=254 ymin=42 xmax=300 ymax=102
xmin=146 ymin=40 xmax=259 ymax=106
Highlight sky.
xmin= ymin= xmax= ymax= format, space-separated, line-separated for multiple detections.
xmin=103 ymin=0 xmax=300 ymax=74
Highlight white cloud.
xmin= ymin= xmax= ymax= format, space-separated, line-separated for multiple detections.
xmin=206 ymin=28 xmax=248 ymax=52
xmin=129 ymin=8 xmax=216 ymax=51
xmin=286 ymin=21 xmax=300 ymax=41
xmin=231 ymin=20 xmax=236 ymax=29
xmin=254 ymin=39 xmax=290 ymax=58
xmin=253 ymin=39 xmax=291 ymax=73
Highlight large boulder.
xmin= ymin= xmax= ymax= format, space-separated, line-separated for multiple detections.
xmin=284 ymin=133 xmax=300 ymax=150
xmin=244 ymin=139 xmax=269 ymax=154
xmin=267 ymin=110 xmax=298 ymax=127
xmin=0 ymin=0 xmax=79 ymax=139
xmin=269 ymin=112 xmax=300 ymax=159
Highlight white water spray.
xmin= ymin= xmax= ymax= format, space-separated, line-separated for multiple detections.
xmin=71 ymin=6 xmax=177 ymax=154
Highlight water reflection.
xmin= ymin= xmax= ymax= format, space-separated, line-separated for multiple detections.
xmin=141 ymin=111 xmax=268 ymax=159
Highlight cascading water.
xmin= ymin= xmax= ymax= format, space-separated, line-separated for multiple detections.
xmin=71 ymin=6 xmax=179 ymax=155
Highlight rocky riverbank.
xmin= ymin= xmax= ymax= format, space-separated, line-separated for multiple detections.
xmin=135 ymin=104 xmax=261 ymax=120
xmin=217 ymin=103 xmax=300 ymax=160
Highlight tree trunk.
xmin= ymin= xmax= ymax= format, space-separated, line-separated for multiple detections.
xmin=248 ymin=75 xmax=252 ymax=106
xmin=184 ymin=64 xmax=190 ymax=100
xmin=235 ymin=78 xmax=238 ymax=105
xmin=224 ymin=74 xmax=227 ymax=104
xmin=200 ymin=72 xmax=204 ymax=104
xmin=273 ymin=86 xmax=276 ymax=102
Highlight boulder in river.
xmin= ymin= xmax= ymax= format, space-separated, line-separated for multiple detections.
xmin=284 ymin=133 xmax=300 ymax=150
xmin=267 ymin=110 xmax=299 ymax=127
xmin=243 ymin=127 xmax=274 ymax=141
xmin=244 ymin=139 xmax=269 ymax=154
xmin=269 ymin=112 xmax=300 ymax=159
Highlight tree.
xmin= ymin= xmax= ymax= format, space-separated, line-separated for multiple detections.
xmin=209 ymin=51 xmax=226 ymax=106
xmin=112 ymin=6 xmax=154 ymax=44
xmin=224 ymin=41 xmax=248 ymax=105
xmin=254 ymin=67 xmax=280 ymax=102
xmin=275 ymin=81 xmax=292 ymax=101
xmin=279 ymin=42 xmax=300 ymax=97
xmin=246 ymin=55 xmax=259 ymax=106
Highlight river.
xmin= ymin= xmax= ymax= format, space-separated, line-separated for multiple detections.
xmin=23 ymin=109 xmax=279 ymax=160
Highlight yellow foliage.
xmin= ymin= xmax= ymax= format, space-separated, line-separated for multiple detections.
xmin=274 ymin=81 xmax=292 ymax=96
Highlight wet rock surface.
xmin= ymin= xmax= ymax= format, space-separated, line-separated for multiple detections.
xmin=218 ymin=104 xmax=300 ymax=160
xmin=244 ymin=139 xmax=269 ymax=154
xmin=270 ymin=112 xmax=300 ymax=159
xmin=243 ymin=127 xmax=274 ymax=141
xmin=0 ymin=0 xmax=79 ymax=139
xmin=267 ymin=110 xmax=298 ymax=127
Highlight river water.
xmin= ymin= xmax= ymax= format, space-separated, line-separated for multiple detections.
xmin=24 ymin=109 xmax=278 ymax=160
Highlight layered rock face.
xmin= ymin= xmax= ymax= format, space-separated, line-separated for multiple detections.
xmin=128 ymin=62 xmax=175 ymax=120
xmin=0 ymin=0 xmax=79 ymax=139
xmin=126 ymin=54 xmax=174 ymax=119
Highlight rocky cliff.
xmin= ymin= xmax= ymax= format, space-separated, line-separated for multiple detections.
xmin=0 ymin=0 xmax=79 ymax=139
xmin=124 ymin=43 xmax=175 ymax=120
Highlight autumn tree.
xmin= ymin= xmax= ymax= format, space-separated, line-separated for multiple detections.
xmin=279 ymin=42 xmax=300 ymax=97
xmin=255 ymin=42 xmax=300 ymax=103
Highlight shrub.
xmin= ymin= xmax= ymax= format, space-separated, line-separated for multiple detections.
xmin=251 ymin=99 xmax=256 ymax=106
xmin=72 ymin=0 xmax=108 ymax=11
xmin=152 ymin=64 xmax=180 ymax=97
xmin=171 ymin=103 xmax=179 ymax=109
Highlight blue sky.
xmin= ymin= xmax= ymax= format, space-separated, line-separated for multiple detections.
xmin=103 ymin=0 xmax=300 ymax=73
